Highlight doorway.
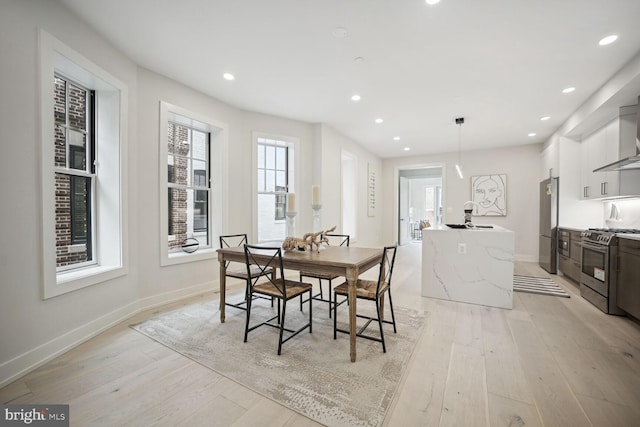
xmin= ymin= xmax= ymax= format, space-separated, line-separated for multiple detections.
xmin=398 ymin=167 xmax=443 ymax=245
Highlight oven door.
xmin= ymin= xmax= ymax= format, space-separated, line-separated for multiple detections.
xmin=581 ymin=240 xmax=609 ymax=296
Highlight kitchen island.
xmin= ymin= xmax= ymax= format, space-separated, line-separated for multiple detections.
xmin=422 ymin=225 xmax=514 ymax=309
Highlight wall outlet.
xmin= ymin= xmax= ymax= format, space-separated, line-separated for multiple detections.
xmin=458 ymin=243 xmax=467 ymax=254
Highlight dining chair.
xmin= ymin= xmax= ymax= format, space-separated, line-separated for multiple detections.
xmin=333 ymin=245 xmax=398 ymax=353
xmin=244 ymin=244 xmax=313 ymax=355
xmin=219 ymin=234 xmax=273 ymax=310
xmin=299 ymin=233 xmax=350 ymax=318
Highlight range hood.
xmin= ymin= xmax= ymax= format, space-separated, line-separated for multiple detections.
xmin=594 ymin=99 xmax=640 ymax=172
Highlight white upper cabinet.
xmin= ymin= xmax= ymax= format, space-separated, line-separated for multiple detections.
xmin=580 ymin=110 xmax=640 ymax=200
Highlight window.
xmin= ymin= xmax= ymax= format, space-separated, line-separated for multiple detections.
xmin=167 ymin=122 xmax=211 ymax=252
xmin=40 ymin=30 xmax=128 ymax=298
xmin=159 ymin=101 xmax=224 ymax=266
xmin=54 ymin=75 xmax=95 ymax=269
xmin=255 ymin=136 xmax=296 ymax=242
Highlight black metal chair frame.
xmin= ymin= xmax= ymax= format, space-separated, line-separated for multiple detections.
xmin=219 ymin=234 xmax=273 ymax=310
xmin=333 ymin=245 xmax=398 ymax=353
xmin=244 ymin=244 xmax=313 ymax=355
xmin=299 ymin=233 xmax=350 ymax=318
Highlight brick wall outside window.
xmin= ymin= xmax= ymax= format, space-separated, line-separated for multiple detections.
xmin=54 ymin=76 xmax=91 ymax=267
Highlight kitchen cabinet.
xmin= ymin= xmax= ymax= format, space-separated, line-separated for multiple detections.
xmin=617 ymin=237 xmax=640 ymax=319
xmin=580 ymin=108 xmax=640 ymax=200
xmin=558 ymin=228 xmax=582 ymax=283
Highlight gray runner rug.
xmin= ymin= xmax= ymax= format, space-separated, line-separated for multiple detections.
xmin=130 ymin=296 xmax=426 ymax=427
xmin=513 ymin=275 xmax=570 ymax=298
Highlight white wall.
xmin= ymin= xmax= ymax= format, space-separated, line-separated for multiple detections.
xmin=317 ymin=124 xmax=383 ymax=247
xmin=382 ymin=144 xmax=543 ymax=261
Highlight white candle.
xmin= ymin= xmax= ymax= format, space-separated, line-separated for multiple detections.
xmin=312 ymin=185 xmax=321 ymax=205
xmin=287 ymin=193 xmax=296 ymax=213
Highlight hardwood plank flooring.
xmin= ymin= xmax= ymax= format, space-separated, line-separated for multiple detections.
xmin=3 ymin=242 xmax=640 ymax=426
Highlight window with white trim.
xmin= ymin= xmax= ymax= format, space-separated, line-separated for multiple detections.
xmin=159 ymin=101 xmax=224 ymax=266
xmin=40 ymin=30 xmax=128 ymax=299
xmin=256 ymin=137 xmax=295 ymax=242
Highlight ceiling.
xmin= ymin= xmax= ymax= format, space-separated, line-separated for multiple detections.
xmin=58 ymin=0 xmax=640 ymax=158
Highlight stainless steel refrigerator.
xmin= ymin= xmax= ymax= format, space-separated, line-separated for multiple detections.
xmin=539 ymin=177 xmax=558 ymax=274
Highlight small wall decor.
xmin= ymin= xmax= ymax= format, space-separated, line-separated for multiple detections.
xmin=367 ymin=162 xmax=376 ymax=217
xmin=471 ymin=174 xmax=507 ymax=216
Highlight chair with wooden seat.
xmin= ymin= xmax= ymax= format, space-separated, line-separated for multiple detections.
xmin=244 ymin=244 xmax=313 ymax=355
xmin=299 ymin=233 xmax=350 ymax=318
xmin=333 ymin=245 xmax=398 ymax=352
xmin=219 ymin=234 xmax=273 ymax=310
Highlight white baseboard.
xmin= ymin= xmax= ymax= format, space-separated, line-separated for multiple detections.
xmin=0 ymin=281 xmax=216 ymax=389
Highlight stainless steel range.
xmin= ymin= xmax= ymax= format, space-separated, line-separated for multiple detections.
xmin=580 ymin=228 xmax=640 ymax=314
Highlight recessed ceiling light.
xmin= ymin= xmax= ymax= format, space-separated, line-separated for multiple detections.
xmin=223 ymin=73 xmax=235 ymax=81
xmin=562 ymin=87 xmax=575 ymax=94
xmin=425 ymin=0 xmax=441 ymax=5
xmin=351 ymin=94 xmax=361 ymax=101
xmin=598 ymin=35 xmax=618 ymax=46
xmin=404 ymin=147 xmax=411 ymax=151
xmin=333 ymin=27 xmax=348 ymax=38
xmin=393 ymin=136 xmax=400 ymax=141
xmin=528 ymin=132 xmax=537 ymax=137
xmin=540 ymin=116 xmax=551 ymax=121
xmin=375 ymin=118 xmax=383 ymax=124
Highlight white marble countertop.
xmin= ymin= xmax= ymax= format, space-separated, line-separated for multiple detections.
xmin=424 ymin=224 xmax=512 ymax=232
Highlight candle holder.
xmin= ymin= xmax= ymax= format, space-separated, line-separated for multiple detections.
xmin=286 ymin=212 xmax=297 ymax=237
xmin=312 ymin=203 xmax=322 ymax=232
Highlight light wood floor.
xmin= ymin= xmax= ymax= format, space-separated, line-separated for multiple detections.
xmin=2 ymin=243 xmax=640 ymax=426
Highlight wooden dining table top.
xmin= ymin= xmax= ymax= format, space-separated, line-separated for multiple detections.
xmin=217 ymin=244 xmax=383 ymax=271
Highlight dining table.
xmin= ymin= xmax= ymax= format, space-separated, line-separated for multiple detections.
xmin=216 ymin=244 xmax=383 ymax=362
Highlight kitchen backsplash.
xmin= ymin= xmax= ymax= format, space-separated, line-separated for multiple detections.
xmin=603 ymin=198 xmax=640 ymax=229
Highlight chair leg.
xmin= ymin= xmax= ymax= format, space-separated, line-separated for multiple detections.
xmin=278 ymin=300 xmax=287 ymax=355
xmin=333 ymin=290 xmax=337 ymax=339
xmin=277 ymin=299 xmax=282 ymax=325
xmin=387 ymin=289 xmax=397 ymax=333
xmin=309 ymin=289 xmax=313 ymax=333
xmin=299 ymin=273 xmax=304 ymax=311
xmin=376 ymin=297 xmax=386 ymax=353
xmin=244 ymin=287 xmax=252 ymax=343
xmin=327 ymin=279 xmax=332 ymax=318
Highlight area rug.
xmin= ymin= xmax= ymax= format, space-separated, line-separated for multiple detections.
xmin=130 ymin=296 xmax=426 ymax=427
xmin=513 ymin=275 xmax=570 ymax=298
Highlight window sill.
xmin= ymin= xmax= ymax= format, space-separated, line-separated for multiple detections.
xmin=162 ymin=247 xmax=216 ymax=267
xmin=46 ymin=264 xmax=127 ymax=299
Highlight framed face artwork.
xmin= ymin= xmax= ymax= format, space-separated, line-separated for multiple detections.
xmin=471 ymin=174 xmax=507 ymax=216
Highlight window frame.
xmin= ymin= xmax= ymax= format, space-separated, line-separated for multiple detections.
xmin=252 ymin=133 xmax=298 ymax=243
xmin=166 ymin=121 xmax=212 ymax=252
xmin=159 ymin=101 xmax=225 ymax=267
xmin=39 ymin=30 xmax=129 ymax=299
xmin=54 ymin=74 xmax=96 ymax=271
xmin=257 ymin=141 xmax=289 ymax=221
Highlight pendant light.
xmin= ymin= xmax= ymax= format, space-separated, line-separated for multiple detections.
xmin=455 ymin=117 xmax=464 ymax=179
